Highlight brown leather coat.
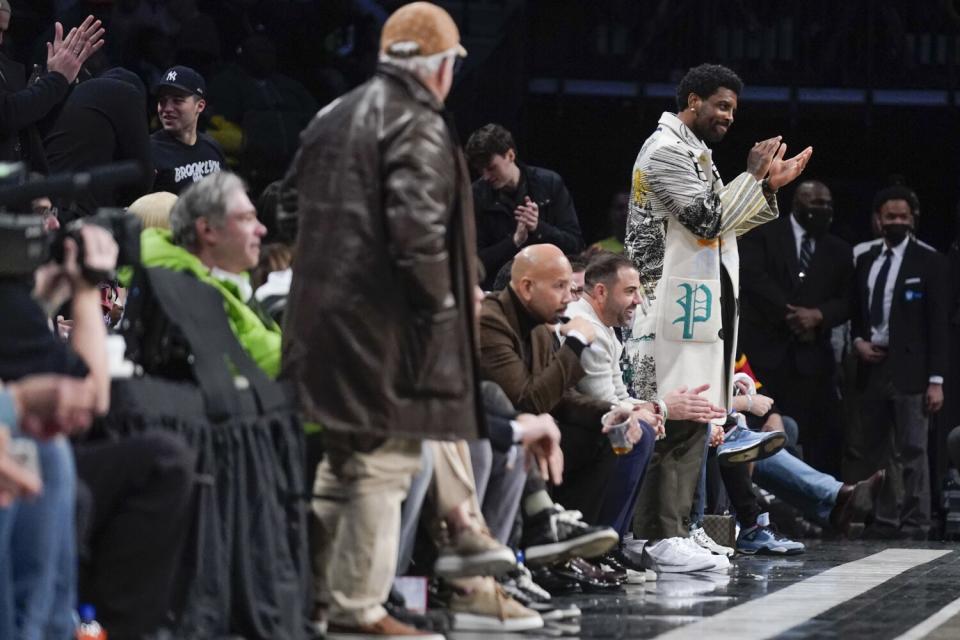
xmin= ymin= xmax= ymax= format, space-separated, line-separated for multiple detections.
xmin=282 ymin=64 xmax=482 ymax=441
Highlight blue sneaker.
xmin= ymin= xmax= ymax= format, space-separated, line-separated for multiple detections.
xmin=737 ymin=513 xmax=805 ymax=556
xmin=717 ymin=419 xmax=785 ymax=466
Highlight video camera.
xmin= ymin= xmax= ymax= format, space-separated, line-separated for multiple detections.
xmin=0 ymin=161 xmax=145 ymax=282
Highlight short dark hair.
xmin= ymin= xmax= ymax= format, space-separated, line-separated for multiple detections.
xmin=584 ymin=252 xmax=636 ymax=290
xmin=675 ymin=64 xmax=744 ymax=111
xmin=567 ymin=255 xmax=587 ymax=273
xmin=873 ymin=185 xmax=920 ymax=217
xmin=465 ymin=124 xmax=516 ymax=172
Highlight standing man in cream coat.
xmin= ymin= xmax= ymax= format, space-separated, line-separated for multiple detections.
xmin=623 ymin=64 xmax=812 ymax=571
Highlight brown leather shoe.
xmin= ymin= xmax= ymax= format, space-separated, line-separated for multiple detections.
xmin=830 ymin=470 xmax=885 ymax=537
xmin=327 ymin=613 xmax=444 ymax=639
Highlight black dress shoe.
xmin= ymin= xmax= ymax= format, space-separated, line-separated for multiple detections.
xmin=862 ymin=523 xmax=908 ymax=540
xmin=900 ymin=527 xmax=929 ymax=542
xmin=530 ymin=565 xmax=582 ymax=596
xmin=610 ymin=548 xmax=646 ymax=572
xmin=552 ymin=559 xmax=624 ymax=593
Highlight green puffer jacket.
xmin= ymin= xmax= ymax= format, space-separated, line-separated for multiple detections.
xmin=140 ymin=227 xmax=281 ymax=378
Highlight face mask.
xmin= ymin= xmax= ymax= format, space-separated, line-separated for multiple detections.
xmin=795 ymin=205 xmax=834 ymax=237
xmin=881 ymin=223 xmax=911 ymax=246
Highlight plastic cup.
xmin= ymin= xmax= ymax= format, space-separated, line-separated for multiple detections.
xmin=602 ymin=410 xmax=633 ymax=456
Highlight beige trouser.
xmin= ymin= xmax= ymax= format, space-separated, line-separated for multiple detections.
xmin=311 ymin=435 xmax=422 ymax=627
xmin=428 ymin=440 xmax=483 ymax=520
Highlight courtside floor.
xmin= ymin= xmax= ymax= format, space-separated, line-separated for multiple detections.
xmin=451 ymin=541 xmax=960 ymax=639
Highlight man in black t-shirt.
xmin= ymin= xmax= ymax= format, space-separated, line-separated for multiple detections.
xmin=150 ymin=65 xmax=225 ymax=194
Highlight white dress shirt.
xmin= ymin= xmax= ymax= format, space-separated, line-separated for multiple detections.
xmin=790 ymin=213 xmax=814 ymax=262
xmin=865 ymin=236 xmax=908 ymax=347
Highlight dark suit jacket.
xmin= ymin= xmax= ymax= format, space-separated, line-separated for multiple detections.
xmin=479 ymin=287 xmax=609 ymax=433
xmin=852 ymin=240 xmax=949 ymax=394
xmin=739 ymin=214 xmax=853 ymax=375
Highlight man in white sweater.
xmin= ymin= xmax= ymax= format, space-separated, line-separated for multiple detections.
xmin=565 ymin=252 xmax=730 ymax=571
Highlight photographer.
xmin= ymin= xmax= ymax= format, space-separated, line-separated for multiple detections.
xmin=0 ymin=220 xmax=116 ymax=640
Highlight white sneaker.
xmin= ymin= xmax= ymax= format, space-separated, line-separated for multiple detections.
xmin=514 ymin=564 xmax=551 ymax=602
xmin=679 ymin=537 xmax=731 ymax=571
xmin=642 ymin=538 xmax=717 ymax=573
xmin=690 ymin=526 xmax=735 ymax=557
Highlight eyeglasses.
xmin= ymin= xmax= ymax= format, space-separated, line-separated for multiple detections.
xmin=34 ymin=206 xmax=58 ymax=220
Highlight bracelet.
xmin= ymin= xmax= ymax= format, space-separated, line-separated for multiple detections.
xmin=761 ymin=178 xmax=776 ymax=194
xmin=746 ymin=395 xmax=753 ymax=412
xmin=656 ymin=398 xmax=669 ymax=422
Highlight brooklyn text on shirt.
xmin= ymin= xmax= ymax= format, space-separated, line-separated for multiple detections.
xmin=174 ymin=160 xmax=222 ymax=184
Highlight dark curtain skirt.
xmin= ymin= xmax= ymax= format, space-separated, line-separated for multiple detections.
xmin=92 ymin=377 xmax=311 ymax=640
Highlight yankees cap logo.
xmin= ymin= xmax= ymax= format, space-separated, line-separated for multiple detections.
xmin=165 ymin=70 xmax=177 ymax=82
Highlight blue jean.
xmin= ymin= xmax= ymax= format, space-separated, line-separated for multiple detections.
xmin=754 ymin=448 xmax=843 ymax=524
xmin=0 ymin=437 xmax=77 ymax=640
xmin=596 ymin=422 xmax=657 ymax=538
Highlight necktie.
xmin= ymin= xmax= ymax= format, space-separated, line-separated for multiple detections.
xmin=869 ymin=249 xmax=894 ymax=328
xmin=799 ymin=234 xmax=814 ymax=273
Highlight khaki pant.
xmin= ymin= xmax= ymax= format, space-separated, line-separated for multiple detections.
xmin=632 ymin=419 xmax=708 ymax=540
xmin=428 ymin=440 xmax=482 ymax=519
xmin=311 ymin=435 xmax=422 ymax=627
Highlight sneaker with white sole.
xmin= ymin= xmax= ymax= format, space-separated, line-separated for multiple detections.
xmin=434 ymin=525 xmax=517 ymax=579
xmin=689 ymin=525 xmax=735 ymax=557
xmin=678 ymin=537 xmax=731 ymax=571
xmin=717 ymin=421 xmax=786 ymax=466
xmin=448 ymin=577 xmax=544 ymax=632
xmin=642 ymin=537 xmax=718 ymax=573
xmin=737 ymin=513 xmax=805 ymax=556
xmin=513 ymin=564 xmax=551 ymax=602
xmin=522 ymin=504 xmax=619 ymax=566
xmin=536 ymin=604 xmax=582 ymax=621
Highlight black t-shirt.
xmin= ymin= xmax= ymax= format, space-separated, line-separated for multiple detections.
xmin=150 ymin=129 xmax=226 ymax=194
xmin=44 ymin=76 xmax=154 ymax=219
xmin=0 ymin=280 xmax=88 ymax=381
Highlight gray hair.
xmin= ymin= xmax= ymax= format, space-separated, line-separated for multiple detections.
xmin=379 ymin=48 xmax=456 ymax=81
xmin=169 ymin=171 xmax=246 ymax=250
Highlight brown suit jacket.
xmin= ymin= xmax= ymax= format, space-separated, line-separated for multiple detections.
xmin=479 ymin=288 xmax=610 ymax=433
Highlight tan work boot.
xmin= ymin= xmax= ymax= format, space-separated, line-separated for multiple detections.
xmin=447 ymin=576 xmax=544 ymax=632
xmin=434 ymin=524 xmax=517 ymax=578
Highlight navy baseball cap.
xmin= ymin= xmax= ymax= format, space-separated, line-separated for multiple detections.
xmin=154 ymin=65 xmax=206 ymax=98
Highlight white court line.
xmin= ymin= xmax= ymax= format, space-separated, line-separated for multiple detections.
xmin=893 ymin=594 xmax=960 ymax=640
xmin=654 ymin=548 xmax=951 ymax=640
